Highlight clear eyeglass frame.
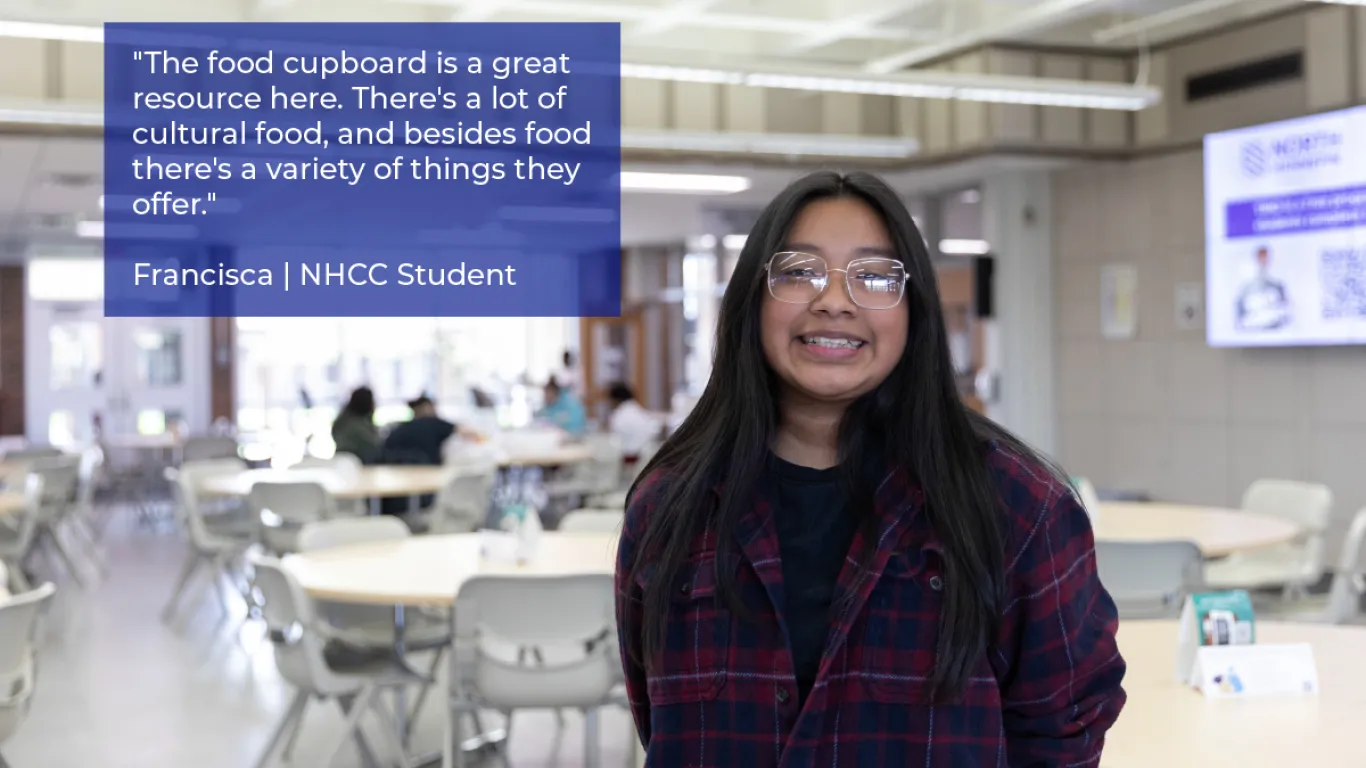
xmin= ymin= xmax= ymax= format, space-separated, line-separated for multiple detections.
xmin=765 ymin=251 xmax=908 ymax=310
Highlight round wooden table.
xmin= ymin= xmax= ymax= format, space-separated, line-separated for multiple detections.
xmin=1107 ymin=620 xmax=1366 ymax=766
xmin=283 ymin=531 xmax=618 ymax=606
xmin=1095 ymin=502 xmax=1300 ymax=558
xmin=197 ymin=465 xmax=454 ymax=499
xmin=493 ymin=444 xmax=594 ymax=468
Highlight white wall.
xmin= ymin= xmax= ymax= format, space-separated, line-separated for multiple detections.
xmin=1052 ymin=151 xmax=1366 ymax=552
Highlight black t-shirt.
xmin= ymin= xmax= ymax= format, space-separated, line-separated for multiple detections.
xmin=382 ymin=416 xmax=456 ymax=465
xmin=768 ymin=453 xmax=859 ymax=709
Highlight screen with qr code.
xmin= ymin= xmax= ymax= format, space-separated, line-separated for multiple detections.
xmin=1204 ymin=105 xmax=1366 ymax=347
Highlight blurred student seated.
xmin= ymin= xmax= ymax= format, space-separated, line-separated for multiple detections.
xmin=535 ymin=378 xmax=587 ymax=437
xmin=332 ymin=386 xmax=382 ymax=464
xmin=382 ymin=394 xmax=456 ymax=465
xmin=607 ymin=382 xmax=664 ymax=462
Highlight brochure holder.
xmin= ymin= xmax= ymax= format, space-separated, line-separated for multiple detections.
xmin=1176 ymin=589 xmax=1319 ymax=698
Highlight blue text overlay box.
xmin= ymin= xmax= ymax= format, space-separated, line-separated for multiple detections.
xmin=103 ymin=22 xmax=622 ymax=318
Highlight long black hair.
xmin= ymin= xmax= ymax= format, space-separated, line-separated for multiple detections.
xmin=626 ymin=170 xmax=1063 ymax=704
xmin=340 ymin=386 xmax=376 ymax=420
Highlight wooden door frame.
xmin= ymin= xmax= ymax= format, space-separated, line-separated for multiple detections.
xmin=579 ymin=308 xmax=648 ymax=418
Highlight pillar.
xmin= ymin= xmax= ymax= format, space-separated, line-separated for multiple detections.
xmin=981 ymin=171 xmax=1056 ymax=456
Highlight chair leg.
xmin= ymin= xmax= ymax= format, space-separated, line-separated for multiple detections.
xmin=584 ymin=707 xmax=602 ymax=768
xmin=278 ymin=694 xmax=311 ymax=763
xmin=405 ymin=646 xmax=446 ymax=740
xmin=252 ymin=690 xmax=309 ymax=768
xmin=5 ymin=560 xmax=30 ymax=593
xmin=368 ymin=695 xmax=414 ymax=768
xmin=42 ymin=528 xmax=85 ymax=588
xmin=162 ymin=554 xmax=204 ymax=622
xmin=337 ymin=694 xmax=384 ymax=768
xmin=327 ymin=687 xmax=378 ymax=767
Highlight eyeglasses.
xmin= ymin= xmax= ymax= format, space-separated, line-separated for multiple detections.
xmin=766 ymin=251 xmax=907 ymax=310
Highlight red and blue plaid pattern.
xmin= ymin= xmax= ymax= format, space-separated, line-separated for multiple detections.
xmin=615 ymin=441 xmax=1127 ymax=767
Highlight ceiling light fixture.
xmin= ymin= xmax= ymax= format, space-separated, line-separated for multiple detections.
xmin=0 ymin=20 xmax=102 ymax=43
xmin=722 ymin=234 xmax=748 ymax=250
xmin=939 ymin=239 xmax=991 ymax=255
xmin=75 ymin=220 xmax=103 ymax=239
xmin=620 ymin=171 xmax=752 ymax=194
xmin=623 ymin=129 xmax=918 ymax=159
xmin=621 ymin=61 xmax=1160 ymax=111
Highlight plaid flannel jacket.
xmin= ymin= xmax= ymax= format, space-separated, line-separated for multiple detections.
xmin=615 ymin=441 xmax=1127 ymax=767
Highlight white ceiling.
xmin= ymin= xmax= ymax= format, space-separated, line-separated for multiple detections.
xmin=0 ymin=0 xmax=1305 ymax=245
xmin=0 ymin=0 xmax=1304 ymax=69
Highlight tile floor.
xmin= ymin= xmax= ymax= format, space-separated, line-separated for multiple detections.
xmin=3 ymin=509 xmax=638 ymax=768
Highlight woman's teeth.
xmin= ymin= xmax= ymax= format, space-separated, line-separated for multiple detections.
xmin=803 ymin=336 xmax=865 ymax=349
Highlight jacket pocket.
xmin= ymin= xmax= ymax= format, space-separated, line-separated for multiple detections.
xmin=636 ymin=558 xmax=731 ymax=705
xmin=860 ymin=545 xmax=945 ymax=703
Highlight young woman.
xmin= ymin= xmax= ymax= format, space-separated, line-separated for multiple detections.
xmin=615 ymin=171 xmax=1126 ymax=766
xmin=331 ymin=386 xmax=382 ymax=464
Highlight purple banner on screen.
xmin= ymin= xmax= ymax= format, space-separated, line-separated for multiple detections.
xmin=1226 ymin=184 xmax=1366 ymax=238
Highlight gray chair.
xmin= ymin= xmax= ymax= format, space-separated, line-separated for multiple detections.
xmin=1095 ymin=540 xmax=1205 ymax=619
xmin=249 ymin=556 xmax=420 ymax=768
xmin=0 ymin=582 xmax=58 ymax=768
xmin=180 ymin=435 xmax=240 ymax=463
xmin=249 ymin=481 xmax=336 ymax=555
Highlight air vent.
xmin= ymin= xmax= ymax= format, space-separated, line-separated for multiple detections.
xmin=1185 ymin=52 xmax=1303 ymax=102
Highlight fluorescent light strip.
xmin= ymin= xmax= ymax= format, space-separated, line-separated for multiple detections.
xmin=939 ymin=239 xmax=991 ymax=255
xmin=0 ymin=20 xmax=101 ymax=42
xmin=620 ymin=171 xmax=751 ymax=194
xmin=621 ymin=63 xmax=1159 ymax=111
xmin=624 ymin=130 xmax=917 ymax=159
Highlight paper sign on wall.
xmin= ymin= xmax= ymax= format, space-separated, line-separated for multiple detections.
xmin=1175 ymin=282 xmax=1204 ymax=330
xmin=1101 ymin=264 xmax=1138 ymax=339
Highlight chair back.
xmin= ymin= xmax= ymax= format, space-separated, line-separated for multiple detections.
xmin=0 ymin=475 xmax=45 ymax=559
xmin=298 ymin=516 xmax=410 ymax=551
xmin=250 ymin=481 xmax=336 ymax=554
xmin=429 ymin=464 xmax=498 ymax=534
xmin=296 ymin=454 xmax=362 ymax=477
xmin=0 ymin=448 xmax=62 ymax=462
xmin=180 ymin=435 xmax=239 ymax=463
xmin=1243 ymin=480 xmax=1334 ymax=529
xmin=249 ymin=481 xmax=335 ymax=525
xmin=558 ymin=508 xmax=624 ymax=534
xmin=1324 ymin=508 xmax=1366 ymax=624
xmin=28 ymin=456 xmax=81 ymax=522
xmin=166 ymin=459 xmax=249 ymax=546
xmin=1072 ymin=477 xmax=1102 ymax=519
xmin=456 ymin=573 xmax=615 ymax=647
xmin=247 ymin=556 xmax=333 ymax=692
xmin=1096 ymin=540 xmax=1204 ymax=619
xmin=453 ymin=574 xmax=619 ymax=709
xmin=0 ymin=582 xmax=57 ymax=744
xmin=1242 ymin=479 xmax=1334 ymax=577
xmin=584 ymin=434 xmax=624 ymax=491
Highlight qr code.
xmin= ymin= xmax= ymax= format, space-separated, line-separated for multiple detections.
xmin=1320 ymin=248 xmax=1366 ymax=319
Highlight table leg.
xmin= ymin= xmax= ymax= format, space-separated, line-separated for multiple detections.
xmin=394 ymin=605 xmax=411 ymax=750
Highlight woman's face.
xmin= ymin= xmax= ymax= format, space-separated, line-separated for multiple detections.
xmin=760 ymin=197 xmax=909 ymax=407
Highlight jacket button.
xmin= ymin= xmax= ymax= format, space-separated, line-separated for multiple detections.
xmin=929 ymin=575 xmax=944 ymax=591
xmin=775 ymin=688 xmax=790 ymax=704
